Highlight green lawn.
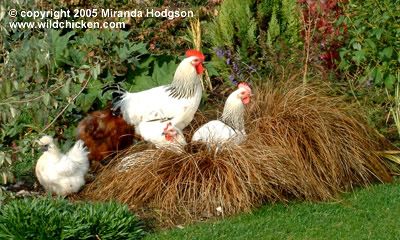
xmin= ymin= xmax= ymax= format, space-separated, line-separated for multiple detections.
xmin=148 ymin=179 xmax=400 ymax=240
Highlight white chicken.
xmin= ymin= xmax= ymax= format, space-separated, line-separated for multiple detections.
xmin=35 ymin=136 xmax=89 ymax=196
xmin=192 ymin=83 xmax=252 ymax=146
xmin=118 ymin=122 xmax=187 ymax=172
xmin=138 ymin=121 xmax=187 ymax=151
xmin=102 ymin=50 xmax=205 ymax=139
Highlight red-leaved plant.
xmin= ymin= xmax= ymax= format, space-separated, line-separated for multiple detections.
xmin=298 ymin=0 xmax=348 ymax=71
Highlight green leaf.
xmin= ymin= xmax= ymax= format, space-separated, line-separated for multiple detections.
xmin=62 ymin=78 xmax=71 ymax=97
xmin=69 ymin=48 xmax=86 ymax=67
xmin=381 ymin=47 xmax=393 ymax=58
xmin=204 ymin=62 xmax=219 ymax=77
xmin=0 ymin=152 xmax=4 ymax=166
xmin=384 ymin=74 xmax=396 ymax=90
xmin=130 ymin=42 xmax=148 ymax=54
xmin=77 ymin=73 xmax=86 ymax=83
xmin=152 ymin=60 xmax=178 ymax=86
xmin=365 ymin=39 xmax=376 ymax=49
xmin=373 ymin=29 xmax=384 ymax=40
xmin=353 ymin=49 xmax=366 ymax=64
xmin=47 ymin=30 xmax=76 ymax=67
xmin=129 ymin=75 xmax=154 ymax=92
xmin=43 ymin=93 xmax=50 ymax=106
xmin=76 ymin=93 xmax=97 ymax=112
xmin=375 ymin=67 xmax=383 ymax=84
xmin=91 ymin=64 xmax=100 ymax=81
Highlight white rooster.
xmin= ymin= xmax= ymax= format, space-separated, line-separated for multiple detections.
xmin=102 ymin=50 xmax=205 ymax=138
xmin=118 ymin=122 xmax=187 ymax=172
xmin=35 ymin=136 xmax=89 ymax=196
xmin=192 ymin=83 xmax=252 ymax=146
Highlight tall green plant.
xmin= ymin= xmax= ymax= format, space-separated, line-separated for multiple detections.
xmin=210 ymin=0 xmax=302 ymax=83
xmin=211 ymin=0 xmax=257 ymax=60
xmin=212 ymin=0 xmax=301 ymax=56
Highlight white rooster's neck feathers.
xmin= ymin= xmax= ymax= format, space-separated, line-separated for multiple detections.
xmin=220 ymin=89 xmax=246 ymax=131
xmin=166 ymin=57 xmax=202 ymax=99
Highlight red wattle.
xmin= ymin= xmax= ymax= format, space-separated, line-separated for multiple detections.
xmin=242 ymin=96 xmax=250 ymax=104
xmin=165 ymin=135 xmax=174 ymax=141
xmin=196 ymin=64 xmax=204 ymax=74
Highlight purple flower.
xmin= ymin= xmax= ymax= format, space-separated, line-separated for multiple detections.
xmin=321 ymin=43 xmax=325 ymax=47
xmin=226 ymin=58 xmax=231 ymax=65
xmin=366 ymin=77 xmax=373 ymax=87
xmin=216 ymin=49 xmax=224 ymax=58
xmin=213 ymin=47 xmax=225 ymax=58
xmin=227 ymin=50 xmax=232 ymax=56
xmin=248 ymin=64 xmax=257 ymax=72
xmin=232 ymin=61 xmax=238 ymax=72
xmin=229 ymin=75 xmax=238 ymax=86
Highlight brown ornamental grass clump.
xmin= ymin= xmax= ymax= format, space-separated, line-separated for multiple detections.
xmin=82 ymin=80 xmax=393 ymax=224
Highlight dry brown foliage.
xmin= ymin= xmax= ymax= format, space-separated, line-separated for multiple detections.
xmin=81 ymin=80 xmax=393 ymax=224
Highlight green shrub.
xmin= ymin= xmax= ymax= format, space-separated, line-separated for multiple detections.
xmin=0 ymin=198 xmax=147 ymax=239
xmin=209 ymin=0 xmax=302 ymax=83
xmin=338 ymin=0 xmax=400 ymax=90
xmin=0 ymin=0 xmax=181 ymax=185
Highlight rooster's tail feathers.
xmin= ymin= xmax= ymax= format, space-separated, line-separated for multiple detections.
xmin=101 ymin=85 xmax=126 ymax=98
xmin=101 ymin=84 xmax=127 ymax=115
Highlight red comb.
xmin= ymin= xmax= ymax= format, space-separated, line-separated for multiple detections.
xmin=164 ymin=122 xmax=172 ymax=131
xmin=186 ymin=49 xmax=205 ymax=61
xmin=238 ymin=82 xmax=252 ymax=93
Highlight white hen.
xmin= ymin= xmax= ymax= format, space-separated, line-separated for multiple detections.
xmin=192 ymin=83 xmax=252 ymax=146
xmin=118 ymin=122 xmax=187 ymax=172
xmin=35 ymin=136 xmax=89 ymax=196
xmin=102 ymin=50 xmax=205 ymax=137
xmin=138 ymin=121 xmax=187 ymax=151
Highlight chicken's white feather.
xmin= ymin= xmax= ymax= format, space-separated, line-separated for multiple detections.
xmin=35 ymin=136 xmax=89 ymax=196
xmin=138 ymin=121 xmax=187 ymax=151
xmin=192 ymin=86 xmax=251 ymax=146
xmin=111 ymin=55 xmax=203 ymax=137
xmin=118 ymin=122 xmax=187 ymax=172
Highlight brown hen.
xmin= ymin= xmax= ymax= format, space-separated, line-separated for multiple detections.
xmin=76 ymin=107 xmax=136 ymax=165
